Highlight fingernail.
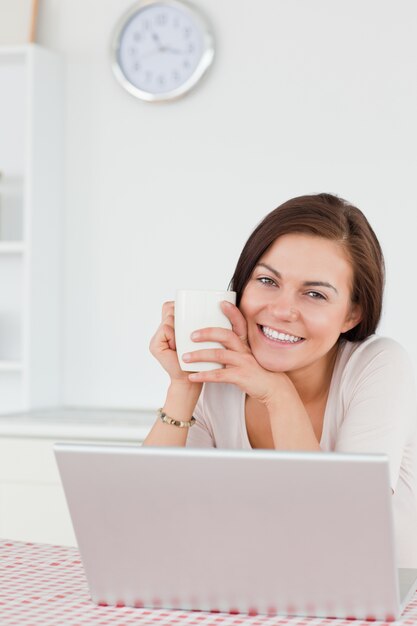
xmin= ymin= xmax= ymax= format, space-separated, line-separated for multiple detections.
xmin=189 ymin=373 xmax=198 ymax=381
xmin=182 ymin=353 xmax=191 ymax=361
xmin=191 ymin=331 xmax=200 ymax=340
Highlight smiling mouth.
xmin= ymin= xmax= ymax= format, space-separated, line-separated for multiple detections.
xmin=257 ymin=324 xmax=305 ymax=344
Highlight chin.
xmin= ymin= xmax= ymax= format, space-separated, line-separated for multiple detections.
xmin=250 ymin=349 xmax=295 ymax=373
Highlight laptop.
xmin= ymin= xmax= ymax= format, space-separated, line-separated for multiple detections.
xmin=54 ymin=443 xmax=417 ymax=620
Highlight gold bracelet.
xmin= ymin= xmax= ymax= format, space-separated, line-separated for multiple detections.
xmin=158 ymin=408 xmax=196 ymax=428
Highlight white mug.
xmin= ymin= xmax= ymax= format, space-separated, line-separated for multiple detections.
xmin=175 ymin=289 xmax=237 ymax=372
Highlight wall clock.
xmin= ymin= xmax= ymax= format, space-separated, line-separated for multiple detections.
xmin=111 ymin=0 xmax=214 ymax=102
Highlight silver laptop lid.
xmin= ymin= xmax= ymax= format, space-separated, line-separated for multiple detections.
xmin=55 ymin=444 xmax=400 ymax=620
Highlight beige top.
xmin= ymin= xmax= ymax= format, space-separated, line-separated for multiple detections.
xmin=187 ymin=335 xmax=417 ymax=568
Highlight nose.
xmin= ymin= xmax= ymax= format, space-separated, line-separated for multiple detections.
xmin=268 ymin=293 xmax=299 ymax=322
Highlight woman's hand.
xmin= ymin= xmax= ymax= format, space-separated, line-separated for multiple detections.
xmin=149 ymin=300 xmax=202 ymax=389
xmin=182 ymin=301 xmax=290 ymax=406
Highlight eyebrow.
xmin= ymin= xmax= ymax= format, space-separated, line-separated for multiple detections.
xmin=255 ymin=262 xmax=339 ymax=295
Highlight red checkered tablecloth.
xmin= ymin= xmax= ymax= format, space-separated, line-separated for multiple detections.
xmin=1 ymin=540 xmax=417 ymax=626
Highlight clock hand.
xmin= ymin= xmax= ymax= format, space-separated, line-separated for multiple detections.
xmin=141 ymin=30 xmax=164 ymax=54
xmin=150 ymin=30 xmax=183 ymax=55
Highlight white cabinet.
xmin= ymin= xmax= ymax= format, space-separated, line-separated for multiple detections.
xmin=0 ymin=44 xmax=63 ymax=413
xmin=0 ymin=438 xmax=77 ymax=546
xmin=0 ymin=409 xmax=153 ymax=546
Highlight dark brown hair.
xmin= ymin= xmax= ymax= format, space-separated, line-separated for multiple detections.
xmin=229 ymin=193 xmax=385 ymax=342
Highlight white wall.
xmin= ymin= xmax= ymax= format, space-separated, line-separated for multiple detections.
xmin=37 ymin=0 xmax=417 ymax=409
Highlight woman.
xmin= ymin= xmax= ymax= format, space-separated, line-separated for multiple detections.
xmin=145 ymin=193 xmax=417 ymax=567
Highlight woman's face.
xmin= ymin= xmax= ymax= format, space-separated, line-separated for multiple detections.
xmin=239 ymin=233 xmax=362 ymax=374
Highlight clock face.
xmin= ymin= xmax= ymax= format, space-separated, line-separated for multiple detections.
xmin=112 ymin=0 xmax=214 ymax=101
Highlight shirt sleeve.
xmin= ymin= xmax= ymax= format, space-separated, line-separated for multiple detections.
xmin=334 ymin=338 xmax=417 ymax=492
xmin=186 ymin=385 xmax=215 ymax=448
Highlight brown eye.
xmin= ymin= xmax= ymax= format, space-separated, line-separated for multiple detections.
xmin=257 ymin=277 xmax=276 ymax=287
xmin=306 ymin=291 xmax=326 ymax=300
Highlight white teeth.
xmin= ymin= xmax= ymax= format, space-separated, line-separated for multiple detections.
xmin=261 ymin=326 xmax=303 ymax=343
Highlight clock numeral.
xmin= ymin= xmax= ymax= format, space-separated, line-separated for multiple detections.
xmin=128 ymin=46 xmax=136 ymax=56
xmin=156 ymin=13 xmax=167 ymax=26
xmin=143 ymin=19 xmax=150 ymax=30
xmin=157 ymin=74 xmax=165 ymax=85
xmin=188 ymin=43 xmax=195 ymax=54
xmin=145 ymin=71 xmax=152 ymax=82
xmin=172 ymin=70 xmax=181 ymax=82
xmin=183 ymin=59 xmax=190 ymax=69
xmin=133 ymin=62 xmax=141 ymax=72
xmin=173 ymin=17 xmax=180 ymax=28
xmin=133 ymin=31 xmax=142 ymax=42
xmin=184 ymin=27 xmax=191 ymax=38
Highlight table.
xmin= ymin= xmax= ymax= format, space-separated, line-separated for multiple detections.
xmin=1 ymin=540 xmax=417 ymax=626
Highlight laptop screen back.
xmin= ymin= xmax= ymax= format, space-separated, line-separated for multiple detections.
xmin=55 ymin=444 xmax=400 ymax=619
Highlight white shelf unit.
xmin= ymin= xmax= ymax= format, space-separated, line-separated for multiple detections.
xmin=0 ymin=242 xmax=25 ymax=253
xmin=0 ymin=45 xmax=63 ymax=414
